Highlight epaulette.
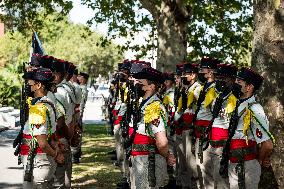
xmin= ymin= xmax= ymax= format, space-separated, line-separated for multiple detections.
xmin=27 ymin=97 xmax=47 ymax=127
xmin=243 ymin=102 xmax=275 ymax=144
xmin=144 ymin=101 xmax=166 ymax=127
xmin=204 ymin=87 xmax=217 ymax=108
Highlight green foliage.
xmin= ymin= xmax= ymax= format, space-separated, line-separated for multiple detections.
xmin=0 ymin=66 xmax=21 ymax=108
xmin=83 ymin=0 xmax=253 ymax=65
xmin=187 ymin=0 xmax=253 ymax=65
xmin=36 ymin=12 xmax=123 ymax=77
xmin=0 ymin=0 xmax=73 ymax=32
xmin=0 ymin=0 xmax=253 ymax=65
xmin=0 ymin=32 xmax=30 ymax=68
xmin=83 ymin=0 xmax=156 ymax=55
xmin=0 ymin=11 xmax=123 ymax=107
xmin=0 ymin=33 xmax=29 ymax=108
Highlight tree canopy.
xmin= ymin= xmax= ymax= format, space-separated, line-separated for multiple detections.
xmin=0 ymin=0 xmax=73 ymax=32
xmin=0 ymin=0 xmax=253 ymax=66
xmin=82 ymin=0 xmax=253 ymax=65
xmin=0 ymin=11 xmax=123 ymax=107
xmin=0 ymin=12 xmax=123 ymax=76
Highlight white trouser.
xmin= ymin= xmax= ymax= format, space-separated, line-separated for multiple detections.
xmin=130 ymin=154 xmax=168 ymax=189
xmin=208 ymin=147 xmax=229 ymax=189
xmin=22 ymin=154 xmax=56 ymax=189
xmin=53 ymin=138 xmax=72 ymax=189
xmin=195 ymin=138 xmax=213 ymax=189
xmin=176 ymin=134 xmax=192 ymax=187
xmin=229 ymin=159 xmax=261 ymax=189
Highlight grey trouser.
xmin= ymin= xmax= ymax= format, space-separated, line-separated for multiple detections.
xmin=114 ymin=126 xmax=124 ymax=164
xmin=130 ymin=154 xmax=168 ymax=189
xmin=122 ymin=149 xmax=130 ymax=180
xmin=195 ymin=138 xmax=213 ymax=189
xmin=182 ymin=130 xmax=198 ymax=188
xmin=207 ymin=147 xmax=229 ymax=189
xmin=22 ymin=154 xmax=56 ymax=189
xmin=71 ymin=134 xmax=82 ymax=159
xmin=71 ymin=113 xmax=83 ymax=158
xmin=114 ymin=126 xmax=130 ymax=179
xmin=175 ymin=134 xmax=192 ymax=187
xmin=167 ymin=134 xmax=175 ymax=180
xmin=53 ymin=138 xmax=72 ymax=189
xmin=229 ymin=159 xmax=261 ymax=189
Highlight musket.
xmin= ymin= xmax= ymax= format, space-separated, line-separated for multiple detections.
xmin=121 ymin=81 xmax=132 ymax=139
xmin=181 ymin=86 xmax=187 ymax=112
xmin=125 ymin=84 xmax=139 ymax=159
xmin=219 ymin=101 xmax=240 ymax=178
xmin=200 ymin=91 xmax=224 ymax=152
xmin=13 ymin=62 xmax=29 ymax=164
xmin=172 ymin=85 xmax=181 ymax=136
xmin=191 ymin=82 xmax=207 ymax=158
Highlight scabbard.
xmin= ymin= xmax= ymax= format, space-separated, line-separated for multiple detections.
xmin=148 ymin=147 xmax=156 ymax=187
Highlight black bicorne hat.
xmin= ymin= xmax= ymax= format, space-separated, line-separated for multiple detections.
xmin=217 ymin=63 xmax=238 ymax=77
xmin=163 ymin=72 xmax=175 ymax=82
xmin=67 ymin=62 xmax=76 ymax=75
xmin=23 ymin=67 xmax=54 ymax=82
xmin=39 ymin=55 xmax=55 ymax=69
xmin=120 ymin=60 xmax=132 ymax=71
xmin=30 ymin=53 xmax=42 ymax=67
xmin=199 ymin=57 xmax=220 ymax=70
xmin=117 ymin=63 xmax=123 ymax=70
xmin=183 ymin=63 xmax=199 ymax=73
xmin=133 ymin=67 xmax=164 ymax=84
xmin=236 ymin=67 xmax=264 ymax=90
xmin=51 ymin=58 xmax=66 ymax=73
xmin=74 ymin=69 xmax=78 ymax=75
xmin=176 ymin=62 xmax=185 ymax=75
xmin=79 ymin=72 xmax=89 ymax=80
xmin=130 ymin=60 xmax=151 ymax=75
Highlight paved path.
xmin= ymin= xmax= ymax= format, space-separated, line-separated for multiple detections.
xmin=0 ymin=127 xmax=22 ymax=189
xmin=0 ymin=98 xmax=106 ymax=188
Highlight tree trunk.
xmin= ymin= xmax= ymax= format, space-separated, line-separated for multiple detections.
xmin=139 ymin=0 xmax=188 ymax=71
xmin=155 ymin=1 xmax=187 ymax=72
xmin=252 ymin=1 xmax=284 ymax=188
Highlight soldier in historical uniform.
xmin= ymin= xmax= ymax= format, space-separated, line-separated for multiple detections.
xmin=170 ymin=63 xmax=185 ymax=187
xmin=194 ymin=57 xmax=219 ymax=188
xmin=176 ymin=63 xmax=202 ymax=188
xmin=161 ymin=72 xmax=175 ymax=163
xmin=21 ymin=67 xmax=64 ymax=188
xmin=220 ymin=67 xmax=274 ymax=189
xmin=49 ymin=59 xmax=76 ymax=189
xmin=130 ymin=67 xmax=176 ymax=189
xmin=77 ymin=72 xmax=89 ymax=121
xmin=162 ymin=72 xmax=175 ymax=116
xmin=67 ymin=66 xmax=83 ymax=164
xmin=202 ymin=63 xmax=238 ymax=189
xmin=115 ymin=60 xmax=152 ymax=189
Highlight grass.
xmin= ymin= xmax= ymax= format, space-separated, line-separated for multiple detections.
xmin=72 ymin=124 xmax=122 ymax=189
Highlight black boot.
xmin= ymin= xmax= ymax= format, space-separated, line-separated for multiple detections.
xmin=108 ymin=150 xmax=117 ymax=155
xmin=72 ymin=157 xmax=80 ymax=164
xmin=111 ymin=155 xmax=117 ymax=160
xmin=116 ymin=177 xmax=129 ymax=189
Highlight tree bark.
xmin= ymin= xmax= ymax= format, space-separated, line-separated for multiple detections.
xmin=140 ymin=0 xmax=188 ymax=71
xmin=252 ymin=0 xmax=284 ymax=188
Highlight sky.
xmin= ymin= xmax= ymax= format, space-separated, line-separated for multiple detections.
xmin=69 ymin=1 xmax=156 ymax=66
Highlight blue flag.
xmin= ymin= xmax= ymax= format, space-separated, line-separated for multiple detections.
xmin=30 ymin=31 xmax=46 ymax=60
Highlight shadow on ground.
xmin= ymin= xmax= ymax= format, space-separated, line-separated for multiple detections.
xmin=0 ymin=128 xmax=20 ymax=147
xmin=72 ymin=124 xmax=122 ymax=189
xmin=0 ymin=182 xmax=22 ymax=189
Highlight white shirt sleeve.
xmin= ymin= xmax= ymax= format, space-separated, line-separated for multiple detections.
xmin=151 ymin=105 xmax=168 ymax=136
xmin=251 ymin=104 xmax=271 ymax=144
